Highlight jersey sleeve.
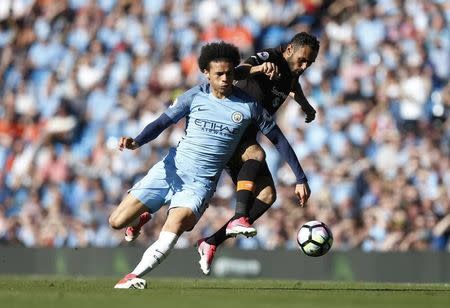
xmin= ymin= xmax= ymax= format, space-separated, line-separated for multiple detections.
xmin=250 ymin=102 xmax=276 ymax=134
xmin=134 ymin=113 xmax=174 ymax=146
xmin=244 ymin=48 xmax=278 ymax=66
xmin=164 ymin=86 xmax=200 ymax=122
xmin=264 ymin=126 xmax=307 ymax=183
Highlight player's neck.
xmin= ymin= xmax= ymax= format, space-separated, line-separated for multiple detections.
xmin=210 ymin=88 xmax=232 ymax=99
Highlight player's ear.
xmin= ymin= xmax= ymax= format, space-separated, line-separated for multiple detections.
xmin=286 ymin=44 xmax=294 ymax=57
xmin=203 ymin=69 xmax=210 ymax=80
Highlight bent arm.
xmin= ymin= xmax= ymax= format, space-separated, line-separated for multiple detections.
xmin=134 ymin=113 xmax=175 ymax=146
xmin=264 ymin=125 xmax=307 ymax=184
xmin=234 ymin=64 xmax=260 ymax=80
xmin=235 ymin=62 xmax=279 ymax=81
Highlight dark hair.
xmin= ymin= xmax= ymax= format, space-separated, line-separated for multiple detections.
xmin=197 ymin=41 xmax=240 ymax=71
xmin=289 ymin=32 xmax=320 ymax=54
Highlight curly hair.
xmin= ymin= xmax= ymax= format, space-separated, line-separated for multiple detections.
xmin=290 ymin=32 xmax=320 ymax=54
xmin=197 ymin=41 xmax=241 ymax=71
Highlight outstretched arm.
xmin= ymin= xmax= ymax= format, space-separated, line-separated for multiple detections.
xmin=119 ymin=113 xmax=174 ymax=151
xmin=119 ymin=85 xmax=199 ymax=150
xmin=264 ymin=125 xmax=311 ymax=206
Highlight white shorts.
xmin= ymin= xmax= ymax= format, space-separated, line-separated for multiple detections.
xmin=128 ymin=150 xmax=215 ymax=220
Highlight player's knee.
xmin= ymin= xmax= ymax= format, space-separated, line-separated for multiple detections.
xmin=165 ymin=220 xmax=194 ymax=235
xmin=163 ymin=208 xmax=197 ymax=235
xmin=243 ymin=145 xmax=266 ymax=162
xmin=252 ymin=147 xmax=266 ymax=162
xmin=108 ymin=215 xmax=123 ymax=230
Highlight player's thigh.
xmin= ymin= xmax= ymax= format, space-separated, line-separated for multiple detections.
xmin=253 ymin=163 xmax=276 ymax=205
xmin=226 ymin=139 xmax=260 ymax=184
xmin=109 ymin=194 xmax=148 ymax=229
xmin=127 ymin=161 xmax=173 ymax=215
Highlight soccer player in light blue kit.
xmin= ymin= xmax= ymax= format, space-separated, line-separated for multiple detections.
xmin=111 ymin=42 xmax=310 ymax=289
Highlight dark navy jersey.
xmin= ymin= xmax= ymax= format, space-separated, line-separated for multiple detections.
xmin=235 ymin=45 xmax=297 ymax=116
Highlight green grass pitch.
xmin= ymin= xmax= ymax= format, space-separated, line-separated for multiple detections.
xmin=1 ymin=276 xmax=449 ymax=308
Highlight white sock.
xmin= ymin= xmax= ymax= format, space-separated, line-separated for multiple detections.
xmin=131 ymin=231 xmax=178 ymax=277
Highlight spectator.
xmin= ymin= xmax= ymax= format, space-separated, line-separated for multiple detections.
xmin=0 ymin=0 xmax=448 ymax=252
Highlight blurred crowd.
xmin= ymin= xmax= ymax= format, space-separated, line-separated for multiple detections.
xmin=0 ymin=0 xmax=449 ymax=252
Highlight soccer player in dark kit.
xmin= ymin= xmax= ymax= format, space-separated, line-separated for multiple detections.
xmin=197 ymin=32 xmax=320 ymax=274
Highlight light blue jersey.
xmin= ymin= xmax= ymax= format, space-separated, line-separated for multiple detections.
xmin=129 ymin=83 xmax=276 ymax=219
xmin=164 ymin=83 xmax=275 ymax=182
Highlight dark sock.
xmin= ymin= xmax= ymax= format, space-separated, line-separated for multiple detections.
xmin=233 ymin=159 xmax=262 ymax=218
xmin=206 ymin=199 xmax=272 ymax=247
xmin=205 ymin=218 xmax=231 ymax=246
xmin=248 ymin=199 xmax=272 ymax=224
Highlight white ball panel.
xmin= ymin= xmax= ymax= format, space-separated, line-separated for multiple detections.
xmin=311 ymin=227 xmax=329 ymax=244
xmin=297 ymin=227 xmax=311 ymax=244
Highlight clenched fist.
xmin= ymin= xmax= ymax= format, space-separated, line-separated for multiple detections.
xmin=300 ymin=100 xmax=316 ymax=123
xmin=118 ymin=137 xmax=140 ymax=151
xmin=257 ymin=62 xmax=280 ymax=80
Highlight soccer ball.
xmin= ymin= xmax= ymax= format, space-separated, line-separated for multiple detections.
xmin=297 ymin=221 xmax=333 ymax=257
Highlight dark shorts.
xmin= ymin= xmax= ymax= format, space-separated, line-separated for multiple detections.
xmin=225 ymin=126 xmax=272 ymax=184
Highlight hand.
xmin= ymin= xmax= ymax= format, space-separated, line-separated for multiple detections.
xmin=257 ymin=62 xmax=280 ymax=80
xmin=300 ymin=100 xmax=316 ymax=123
xmin=294 ymin=182 xmax=311 ymax=207
xmin=118 ymin=137 xmax=140 ymax=151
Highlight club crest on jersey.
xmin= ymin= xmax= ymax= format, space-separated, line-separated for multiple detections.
xmin=231 ymin=111 xmax=243 ymax=123
xmin=257 ymin=52 xmax=269 ymax=61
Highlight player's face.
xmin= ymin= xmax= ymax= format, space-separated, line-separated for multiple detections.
xmin=204 ymin=60 xmax=235 ymax=99
xmin=286 ymin=44 xmax=317 ymax=77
